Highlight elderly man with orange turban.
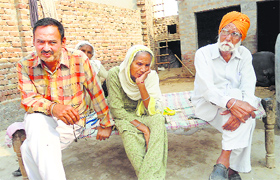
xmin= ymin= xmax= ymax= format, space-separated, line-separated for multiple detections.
xmin=191 ymin=11 xmax=257 ymax=180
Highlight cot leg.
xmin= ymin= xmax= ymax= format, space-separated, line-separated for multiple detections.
xmin=12 ymin=130 xmax=28 ymax=179
xmin=261 ymin=98 xmax=275 ymax=168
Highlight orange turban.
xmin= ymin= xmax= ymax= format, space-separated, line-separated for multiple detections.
xmin=218 ymin=11 xmax=250 ymax=41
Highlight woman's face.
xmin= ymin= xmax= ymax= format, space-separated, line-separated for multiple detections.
xmin=130 ymin=52 xmax=152 ymax=82
xmin=79 ymin=45 xmax=93 ymax=59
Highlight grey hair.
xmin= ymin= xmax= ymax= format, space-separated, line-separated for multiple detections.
xmin=134 ymin=50 xmax=153 ymax=61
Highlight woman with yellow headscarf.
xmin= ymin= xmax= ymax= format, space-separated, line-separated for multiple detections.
xmin=107 ymin=45 xmax=168 ymax=179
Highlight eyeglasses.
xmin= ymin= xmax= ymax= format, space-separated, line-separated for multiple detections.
xmin=220 ymin=29 xmax=242 ymax=40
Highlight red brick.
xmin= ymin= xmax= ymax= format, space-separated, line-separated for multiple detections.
xmin=1 ymin=14 xmax=12 ymax=20
xmin=10 ymin=78 xmax=18 ymax=84
xmin=0 ymin=80 xmax=9 ymax=85
xmin=3 ymin=26 xmax=17 ymax=31
xmin=0 ymin=3 xmax=11 ymax=8
xmin=7 ymin=73 xmax=17 ymax=79
xmin=0 ymin=48 xmax=5 ymax=53
xmin=9 ymin=31 xmax=20 ymax=37
xmin=17 ymin=3 xmax=28 ymax=9
xmin=4 ymin=36 xmax=14 ymax=42
xmin=9 ymin=57 xmax=21 ymax=63
xmin=2 ymin=53 xmax=16 ymax=58
xmin=7 ymin=21 xmax=16 ymax=26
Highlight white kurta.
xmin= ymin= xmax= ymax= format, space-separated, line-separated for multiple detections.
xmin=191 ymin=43 xmax=257 ymax=173
xmin=90 ymin=60 xmax=108 ymax=84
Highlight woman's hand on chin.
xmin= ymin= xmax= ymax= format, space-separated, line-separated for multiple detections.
xmin=136 ymin=69 xmax=151 ymax=85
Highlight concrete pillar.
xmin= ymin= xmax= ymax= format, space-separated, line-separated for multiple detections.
xmin=275 ymin=33 xmax=280 ymax=128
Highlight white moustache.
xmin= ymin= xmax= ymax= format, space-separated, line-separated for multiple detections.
xmin=219 ymin=41 xmax=235 ymax=52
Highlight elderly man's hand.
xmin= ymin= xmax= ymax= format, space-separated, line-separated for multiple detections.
xmin=222 ymin=113 xmax=241 ymax=131
xmin=225 ymin=99 xmax=257 ymax=123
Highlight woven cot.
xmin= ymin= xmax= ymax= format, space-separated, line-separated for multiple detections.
xmin=79 ymin=91 xmax=266 ymax=139
xmin=8 ymin=91 xmax=274 ymax=179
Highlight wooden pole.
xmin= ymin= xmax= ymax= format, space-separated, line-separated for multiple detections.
xmin=261 ymin=98 xmax=275 ymax=168
xmin=13 ymin=130 xmax=28 ymax=179
xmin=174 ymin=54 xmax=194 ymax=76
xmin=275 ymin=33 xmax=280 ymax=128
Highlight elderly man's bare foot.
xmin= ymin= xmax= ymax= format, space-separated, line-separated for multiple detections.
xmin=216 ymin=150 xmax=231 ymax=169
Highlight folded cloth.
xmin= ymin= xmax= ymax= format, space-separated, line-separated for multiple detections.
xmin=5 ymin=122 xmax=25 ymax=148
xmin=5 ymin=135 xmax=12 ymax=148
xmin=6 ymin=122 xmax=25 ymax=139
xmin=163 ymin=107 xmax=176 ymax=116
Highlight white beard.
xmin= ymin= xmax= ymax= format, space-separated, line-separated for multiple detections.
xmin=218 ymin=36 xmax=241 ymax=52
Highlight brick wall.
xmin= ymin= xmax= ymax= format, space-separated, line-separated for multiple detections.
xmin=57 ymin=0 xmax=143 ymax=69
xmin=137 ymin=0 xmax=155 ymax=52
xmin=178 ymin=0 xmax=266 ymax=74
xmin=154 ymin=15 xmax=180 ymax=42
xmin=0 ymin=0 xmax=145 ymax=130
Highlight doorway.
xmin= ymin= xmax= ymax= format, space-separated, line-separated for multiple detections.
xmin=159 ymin=40 xmax=182 ymax=68
xmin=257 ymin=1 xmax=280 ymax=53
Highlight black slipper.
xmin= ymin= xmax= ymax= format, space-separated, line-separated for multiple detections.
xmin=12 ymin=168 xmax=22 ymax=177
xmin=229 ymin=173 xmax=242 ymax=180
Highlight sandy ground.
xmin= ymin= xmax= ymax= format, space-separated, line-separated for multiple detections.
xmin=0 ymin=68 xmax=279 ymax=180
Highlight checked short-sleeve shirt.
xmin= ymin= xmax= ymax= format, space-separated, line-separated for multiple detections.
xmin=17 ymin=48 xmax=113 ymax=127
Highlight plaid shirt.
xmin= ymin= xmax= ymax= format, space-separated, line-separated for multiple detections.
xmin=17 ymin=48 xmax=113 ymax=128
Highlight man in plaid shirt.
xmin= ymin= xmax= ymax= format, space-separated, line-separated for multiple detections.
xmin=17 ymin=17 xmax=114 ymax=180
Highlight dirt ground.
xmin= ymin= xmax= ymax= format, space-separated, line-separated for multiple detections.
xmin=0 ymin=68 xmax=279 ymax=180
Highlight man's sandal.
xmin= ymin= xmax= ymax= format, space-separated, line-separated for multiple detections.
xmin=209 ymin=164 xmax=229 ymax=180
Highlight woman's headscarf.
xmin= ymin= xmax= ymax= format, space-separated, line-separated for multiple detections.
xmin=119 ymin=45 xmax=161 ymax=101
xmin=218 ymin=11 xmax=250 ymax=41
xmin=75 ymin=41 xmax=102 ymax=72
xmin=75 ymin=41 xmax=95 ymax=59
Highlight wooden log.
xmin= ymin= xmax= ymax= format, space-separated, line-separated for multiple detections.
xmin=261 ymin=98 xmax=275 ymax=168
xmin=12 ymin=130 xmax=28 ymax=179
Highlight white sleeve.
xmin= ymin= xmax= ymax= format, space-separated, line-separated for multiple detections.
xmin=238 ymin=49 xmax=257 ymax=107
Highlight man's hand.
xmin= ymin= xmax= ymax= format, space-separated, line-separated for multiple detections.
xmin=52 ymin=103 xmax=80 ymax=125
xmin=96 ymin=126 xmax=112 ymax=141
xmin=226 ymin=99 xmax=257 ymax=123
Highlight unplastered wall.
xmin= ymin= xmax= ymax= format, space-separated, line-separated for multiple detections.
xmin=56 ymin=0 xmax=143 ymax=68
xmin=85 ymin=0 xmax=138 ymax=10
xmin=137 ymin=0 xmax=155 ymax=51
xmin=0 ymin=0 xmax=143 ymax=130
xmin=154 ymin=15 xmax=180 ymax=41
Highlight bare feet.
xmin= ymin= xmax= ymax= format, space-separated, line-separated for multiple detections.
xmin=216 ymin=150 xmax=232 ymax=168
